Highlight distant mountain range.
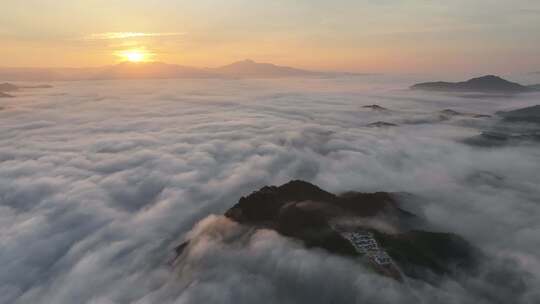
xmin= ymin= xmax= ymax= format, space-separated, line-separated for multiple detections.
xmin=0 ymin=60 xmax=362 ymax=81
xmin=212 ymin=59 xmax=318 ymax=77
xmin=0 ymin=83 xmax=19 ymax=92
xmin=0 ymin=82 xmax=53 ymax=97
xmin=411 ymin=75 xmax=540 ymax=93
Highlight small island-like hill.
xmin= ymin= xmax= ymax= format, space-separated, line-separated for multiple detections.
xmin=411 ymin=75 xmax=540 ymax=93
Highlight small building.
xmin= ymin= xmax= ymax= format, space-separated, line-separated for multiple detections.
xmin=370 ymin=251 xmax=392 ymax=265
xmin=332 ymin=226 xmax=394 ymax=266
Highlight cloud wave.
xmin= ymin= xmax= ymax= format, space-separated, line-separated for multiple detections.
xmin=0 ymin=78 xmax=539 ymax=303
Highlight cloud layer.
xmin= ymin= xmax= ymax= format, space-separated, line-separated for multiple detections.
xmin=0 ymin=77 xmax=539 ymax=303
xmin=84 ymin=32 xmax=185 ymax=40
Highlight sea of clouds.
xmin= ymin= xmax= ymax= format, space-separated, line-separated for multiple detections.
xmin=0 ymin=76 xmax=539 ymax=303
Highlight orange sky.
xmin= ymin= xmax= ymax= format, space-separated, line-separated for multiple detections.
xmin=1 ymin=1 xmax=539 ymax=74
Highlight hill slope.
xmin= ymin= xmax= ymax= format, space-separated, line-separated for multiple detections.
xmin=212 ymin=59 xmax=317 ymax=77
xmin=177 ymin=180 xmax=479 ymax=283
xmin=411 ymin=75 xmax=534 ymax=93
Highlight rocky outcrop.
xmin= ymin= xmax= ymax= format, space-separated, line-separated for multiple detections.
xmin=362 ymin=105 xmax=388 ymax=111
xmin=439 ymin=109 xmax=491 ymax=120
xmin=177 ymin=180 xmax=479 ymax=283
xmin=497 ymin=105 xmax=540 ymax=124
xmin=464 ymin=105 xmax=540 ymax=147
xmin=366 ymin=121 xmax=398 ymax=128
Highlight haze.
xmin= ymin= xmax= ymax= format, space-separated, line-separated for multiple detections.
xmin=2 ymin=0 xmax=540 ymax=75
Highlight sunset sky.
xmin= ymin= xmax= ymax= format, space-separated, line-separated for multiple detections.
xmin=1 ymin=0 xmax=539 ymax=73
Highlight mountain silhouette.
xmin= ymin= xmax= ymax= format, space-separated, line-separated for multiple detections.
xmin=0 ymin=82 xmax=19 ymax=92
xmin=497 ymin=105 xmax=540 ymax=124
xmin=0 ymin=60 xmax=350 ymax=81
xmin=0 ymin=82 xmax=52 ymax=97
xmin=464 ymin=105 xmax=540 ymax=147
xmin=212 ymin=59 xmax=316 ymax=77
xmin=411 ymin=75 xmax=537 ymax=93
xmin=176 ymin=180 xmax=480 ymax=283
xmin=92 ymin=62 xmax=217 ymax=79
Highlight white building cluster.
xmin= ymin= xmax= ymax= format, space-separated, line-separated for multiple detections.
xmin=333 ymin=226 xmax=393 ymax=266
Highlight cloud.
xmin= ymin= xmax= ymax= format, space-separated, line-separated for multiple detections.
xmin=83 ymin=32 xmax=185 ymax=40
xmin=0 ymin=78 xmax=539 ymax=303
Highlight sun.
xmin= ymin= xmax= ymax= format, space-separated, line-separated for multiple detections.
xmin=117 ymin=49 xmax=152 ymax=63
xmin=125 ymin=51 xmax=144 ymax=62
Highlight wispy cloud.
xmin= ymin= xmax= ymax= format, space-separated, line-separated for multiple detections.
xmin=84 ymin=32 xmax=185 ymax=40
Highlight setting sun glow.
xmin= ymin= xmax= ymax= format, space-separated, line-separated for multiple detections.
xmin=117 ymin=49 xmax=152 ymax=63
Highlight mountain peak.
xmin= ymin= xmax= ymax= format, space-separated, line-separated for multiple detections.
xmin=178 ymin=180 xmax=479 ymax=283
xmin=222 ymin=59 xmax=270 ymax=68
xmin=411 ymin=75 xmax=529 ymax=93
xmin=473 ymin=75 xmax=501 ymax=80
xmin=215 ymin=59 xmax=315 ymax=77
xmin=465 ymin=75 xmax=510 ymax=84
